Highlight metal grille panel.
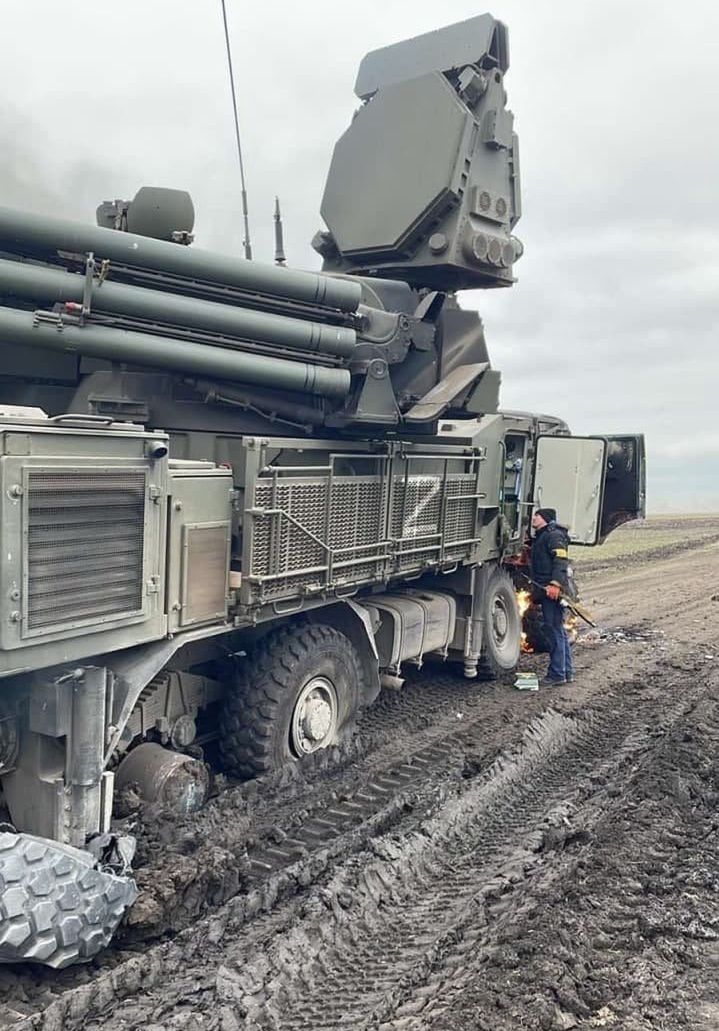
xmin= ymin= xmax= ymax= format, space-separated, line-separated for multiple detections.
xmin=181 ymin=524 xmax=229 ymax=626
xmin=251 ymin=478 xmax=388 ymax=599
xmin=247 ymin=467 xmax=480 ymax=604
xmin=25 ymin=469 xmax=146 ymax=632
xmin=443 ymin=475 xmax=480 ymax=560
xmin=391 ymin=474 xmax=477 ymax=570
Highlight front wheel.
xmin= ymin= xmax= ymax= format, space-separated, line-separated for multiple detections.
xmin=218 ymin=621 xmax=364 ymax=779
xmin=479 ymin=568 xmax=522 ymax=680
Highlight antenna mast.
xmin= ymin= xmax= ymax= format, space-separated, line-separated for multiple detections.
xmin=274 ymin=197 xmax=286 ymax=266
xmin=220 ymin=0 xmax=253 ymax=260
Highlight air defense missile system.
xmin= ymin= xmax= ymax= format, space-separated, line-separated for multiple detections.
xmin=0 ymin=14 xmax=645 ymax=967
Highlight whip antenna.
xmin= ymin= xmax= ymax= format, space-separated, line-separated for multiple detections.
xmin=220 ymin=0 xmax=253 ymax=260
xmin=274 ymin=197 xmax=286 ymax=266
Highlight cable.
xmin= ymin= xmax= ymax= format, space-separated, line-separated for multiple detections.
xmin=220 ymin=0 xmax=253 ymax=260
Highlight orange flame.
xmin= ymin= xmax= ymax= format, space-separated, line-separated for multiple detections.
xmin=564 ymin=612 xmax=579 ymax=643
xmin=516 ymin=589 xmax=534 ymax=654
xmin=516 ymin=587 xmax=578 ymax=653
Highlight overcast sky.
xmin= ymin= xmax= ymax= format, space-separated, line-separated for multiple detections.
xmin=1 ymin=1 xmax=717 ymax=511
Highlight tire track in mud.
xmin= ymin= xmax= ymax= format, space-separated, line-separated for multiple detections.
xmin=120 ymin=669 xmax=549 ymax=937
xmin=425 ymin=682 xmax=719 ymax=1031
xmin=3 ymin=539 xmax=716 ymax=1030
xmin=0 ymin=671 xmax=531 ymax=1026
xmin=28 ymin=661 xmax=710 ymax=1031
xmin=214 ymin=670 xmax=705 ymax=1031
xmin=0 ymin=663 xmax=557 ymax=1028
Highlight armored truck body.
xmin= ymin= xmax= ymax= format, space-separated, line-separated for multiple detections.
xmin=0 ymin=13 xmax=644 ymax=967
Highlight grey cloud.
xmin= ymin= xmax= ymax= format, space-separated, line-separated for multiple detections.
xmin=1 ymin=0 xmax=717 ymax=511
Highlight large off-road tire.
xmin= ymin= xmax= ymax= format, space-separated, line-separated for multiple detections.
xmin=479 ymin=568 xmax=522 ymax=680
xmin=0 ymin=832 xmax=137 ymax=968
xmin=219 ymin=621 xmax=364 ymax=779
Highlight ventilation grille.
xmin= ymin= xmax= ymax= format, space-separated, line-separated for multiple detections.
xmin=25 ymin=469 xmax=146 ymax=632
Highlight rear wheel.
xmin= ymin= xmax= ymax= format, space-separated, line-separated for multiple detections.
xmin=219 ymin=621 xmax=364 ymax=779
xmin=479 ymin=569 xmax=522 ymax=680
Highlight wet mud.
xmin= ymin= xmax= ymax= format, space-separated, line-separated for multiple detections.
xmin=1 ymin=537 xmax=717 ymax=1030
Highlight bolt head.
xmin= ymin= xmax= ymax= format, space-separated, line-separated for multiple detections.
xmin=369 ymin=359 xmax=388 ymax=379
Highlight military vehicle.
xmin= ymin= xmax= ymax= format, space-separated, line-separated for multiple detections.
xmin=0 ymin=14 xmax=645 ymax=967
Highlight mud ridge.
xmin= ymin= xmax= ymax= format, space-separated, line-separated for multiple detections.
xmin=3 ymin=538 xmax=717 ymax=1029
xmin=66 ymin=665 xmax=712 ymax=1031
xmin=426 ymin=681 xmax=719 ymax=1030
xmin=224 ymin=674 xmax=701 ymax=1030
xmin=576 ymin=531 xmax=719 ymax=574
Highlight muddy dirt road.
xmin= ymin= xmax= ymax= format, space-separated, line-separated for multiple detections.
xmin=2 ymin=534 xmax=718 ymax=1030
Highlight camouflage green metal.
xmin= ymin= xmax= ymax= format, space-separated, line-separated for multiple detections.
xmin=0 ymin=14 xmax=645 ymax=969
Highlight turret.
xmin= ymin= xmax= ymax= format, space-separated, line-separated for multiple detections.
xmin=0 ymin=15 xmax=515 ymax=434
xmin=313 ymin=14 xmax=522 ymax=292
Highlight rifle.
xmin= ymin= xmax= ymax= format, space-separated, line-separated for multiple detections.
xmin=520 ymin=574 xmax=597 ymax=628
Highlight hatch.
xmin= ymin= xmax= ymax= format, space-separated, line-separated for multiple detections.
xmin=533 ymin=434 xmax=646 ymax=545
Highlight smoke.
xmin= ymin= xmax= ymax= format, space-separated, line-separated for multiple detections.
xmin=0 ymin=110 xmax=139 ymax=222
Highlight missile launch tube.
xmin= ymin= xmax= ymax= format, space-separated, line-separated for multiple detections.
xmin=0 ymin=258 xmax=357 ymax=358
xmin=0 ymin=306 xmax=350 ymax=399
xmin=0 ymin=205 xmax=361 ymax=313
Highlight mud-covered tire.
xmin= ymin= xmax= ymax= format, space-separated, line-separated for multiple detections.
xmin=479 ymin=569 xmax=522 ymax=680
xmin=219 ymin=621 xmax=364 ymax=780
xmin=0 ymin=832 xmax=137 ymax=968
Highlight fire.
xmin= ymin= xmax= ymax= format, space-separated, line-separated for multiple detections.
xmin=516 ymin=589 xmax=534 ymax=653
xmin=564 ymin=611 xmax=579 ymax=643
xmin=515 ymin=587 xmax=579 ymax=653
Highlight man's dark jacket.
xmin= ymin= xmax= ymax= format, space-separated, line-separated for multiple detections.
xmin=530 ymin=521 xmax=570 ymax=591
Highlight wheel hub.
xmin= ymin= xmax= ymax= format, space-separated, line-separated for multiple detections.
xmin=291 ymin=676 xmax=338 ymax=755
xmin=492 ymin=600 xmax=508 ymax=639
xmin=302 ymin=697 xmax=333 ymax=742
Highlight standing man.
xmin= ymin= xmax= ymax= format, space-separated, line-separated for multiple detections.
xmin=530 ymin=507 xmax=574 ymax=686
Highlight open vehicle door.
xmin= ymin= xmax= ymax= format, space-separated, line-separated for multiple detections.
xmin=532 ymin=434 xmax=646 ymax=545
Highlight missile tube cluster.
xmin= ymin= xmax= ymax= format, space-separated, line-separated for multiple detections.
xmin=0 ymin=205 xmax=362 ymax=400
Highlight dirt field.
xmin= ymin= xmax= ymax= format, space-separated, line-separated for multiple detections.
xmin=572 ymin=514 xmax=719 ymax=570
xmin=1 ymin=515 xmax=718 ymax=1031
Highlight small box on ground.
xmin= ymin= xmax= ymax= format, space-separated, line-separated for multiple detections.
xmin=514 ymin=672 xmax=539 ymax=691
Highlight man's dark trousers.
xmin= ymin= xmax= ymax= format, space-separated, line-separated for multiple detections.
xmin=540 ymin=596 xmax=574 ymax=681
